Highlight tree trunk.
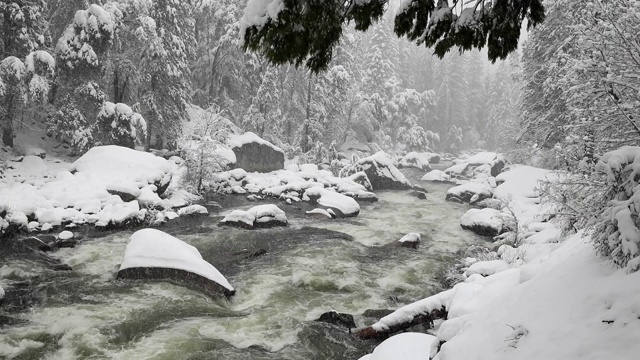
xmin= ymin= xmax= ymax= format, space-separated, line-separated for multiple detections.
xmin=145 ymin=75 xmax=157 ymax=152
xmin=2 ymin=96 xmax=15 ymax=147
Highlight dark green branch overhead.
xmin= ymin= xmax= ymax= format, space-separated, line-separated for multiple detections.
xmin=241 ymin=0 xmax=545 ymax=72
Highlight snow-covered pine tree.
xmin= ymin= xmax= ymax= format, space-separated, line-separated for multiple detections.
xmin=95 ymin=102 xmax=146 ymax=148
xmin=0 ymin=0 xmax=49 ymax=147
xmin=136 ymin=0 xmax=195 ymax=151
xmin=51 ymin=3 xmax=122 ymax=154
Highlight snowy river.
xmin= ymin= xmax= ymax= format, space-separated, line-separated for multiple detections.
xmin=0 ymin=170 xmax=485 ymax=359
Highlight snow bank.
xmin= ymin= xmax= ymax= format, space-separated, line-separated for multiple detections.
xmin=370 ymin=332 xmax=438 ymax=360
xmin=119 ymin=228 xmax=234 ymax=293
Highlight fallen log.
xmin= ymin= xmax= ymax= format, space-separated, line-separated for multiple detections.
xmin=355 ymin=307 xmax=447 ymax=339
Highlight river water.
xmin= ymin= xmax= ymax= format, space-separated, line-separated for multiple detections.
xmin=0 ymin=170 xmax=485 ymax=359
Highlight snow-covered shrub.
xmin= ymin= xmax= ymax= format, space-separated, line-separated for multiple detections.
xmin=48 ymin=101 xmax=94 ymax=154
xmin=96 ymin=102 xmax=147 ymax=148
xmin=397 ymin=125 xmax=439 ymax=152
xmin=180 ymin=107 xmax=231 ymax=193
xmin=588 ymin=147 xmax=640 ymax=271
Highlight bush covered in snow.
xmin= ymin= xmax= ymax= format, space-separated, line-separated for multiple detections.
xmin=96 ymin=102 xmax=147 ymax=148
xmin=588 ymin=147 xmax=640 ymax=271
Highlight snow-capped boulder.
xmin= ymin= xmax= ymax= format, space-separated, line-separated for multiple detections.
xmin=106 ymin=180 xmax=141 ymax=202
xmin=177 ymin=204 xmax=208 ymax=216
xmin=396 ymin=152 xmax=439 ymax=171
xmin=303 ymin=187 xmax=360 ymax=218
xmin=220 ymin=204 xmax=288 ymax=229
xmin=70 ymin=145 xmax=173 ymax=196
xmin=25 ymin=147 xmax=46 ymax=159
xmin=0 ymin=285 xmax=4 ymax=301
xmin=345 ymin=151 xmax=412 ymax=190
xmin=421 ymin=169 xmax=451 ymax=182
xmin=117 ymin=228 xmax=235 ymax=298
xmin=460 ymin=208 xmax=507 ymax=237
xmin=347 ymin=171 xmax=373 ymax=192
xmin=306 ymin=208 xmax=335 ymax=219
xmin=58 ymin=230 xmax=74 ymax=240
xmin=228 ymin=132 xmax=284 ymax=173
xmin=446 ymin=182 xmax=493 ymax=205
xmin=396 ymin=232 xmax=421 ymax=249
xmin=444 ymin=162 xmax=469 ymax=176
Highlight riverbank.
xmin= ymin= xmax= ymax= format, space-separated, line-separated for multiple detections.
xmin=358 ymin=164 xmax=640 ymax=360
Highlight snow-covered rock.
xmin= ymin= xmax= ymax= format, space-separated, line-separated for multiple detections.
xmin=396 ymin=152 xmax=438 ymax=171
xmin=421 ymin=169 xmax=451 ymax=182
xmin=305 ymin=208 xmax=334 ymax=219
xmin=397 ymin=232 xmax=421 ymax=249
xmin=344 ymin=151 xmax=412 ymax=190
xmin=106 ymin=180 xmax=142 ymax=202
xmin=58 ymin=230 xmax=74 ymax=240
xmin=117 ymin=228 xmax=235 ymax=297
xmin=446 ymin=182 xmax=493 ymax=204
xmin=70 ymin=145 xmax=173 ymax=195
xmin=228 ymin=132 xmax=284 ymax=173
xmin=444 ymin=162 xmax=469 ymax=176
xmin=220 ymin=204 xmax=288 ymax=229
xmin=177 ymin=204 xmax=208 ymax=216
xmin=460 ymin=208 xmax=507 ymax=237
xmin=303 ymin=187 xmax=360 ymax=218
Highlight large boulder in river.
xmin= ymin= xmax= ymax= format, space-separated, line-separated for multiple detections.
xmin=345 ymin=151 xmax=412 ymax=191
xmin=228 ymin=132 xmax=284 ymax=173
xmin=117 ymin=229 xmax=235 ymax=297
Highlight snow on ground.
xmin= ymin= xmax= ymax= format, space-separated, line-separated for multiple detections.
xmin=0 ymin=145 xmax=202 ymax=234
xmin=358 ymin=158 xmax=640 ymax=360
xmin=119 ymin=228 xmax=234 ymax=292
xmin=365 ymin=332 xmax=438 ymax=360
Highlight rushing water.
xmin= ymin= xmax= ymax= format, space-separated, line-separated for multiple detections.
xmin=0 ymin=171 xmax=485 ymax=359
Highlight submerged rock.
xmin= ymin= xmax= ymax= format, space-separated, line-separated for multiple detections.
xmin=316 ymin=311 xmax=356 ymax=329
xmin=117 ymin=229 xmax=235 ymax=298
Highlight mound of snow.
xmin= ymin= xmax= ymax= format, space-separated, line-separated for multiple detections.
xmin=396 ymin=152 xmax=438 ymax=171
xmin=118 ymin=228 xmax=234 ymax=296
xmin=371 ymin=332 xmax=438 ymax=360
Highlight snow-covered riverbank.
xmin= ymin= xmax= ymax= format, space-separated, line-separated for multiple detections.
xmin=359 ymin=161 xmax=640 ymax=360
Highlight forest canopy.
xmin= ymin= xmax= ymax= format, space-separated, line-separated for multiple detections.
xmin=241 ymin=0 xmax=546 ymax=71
